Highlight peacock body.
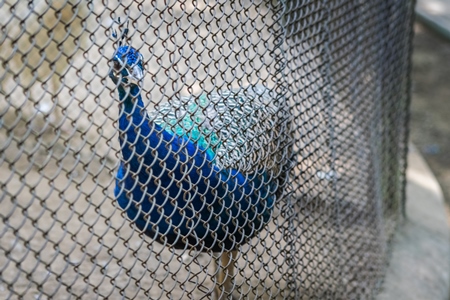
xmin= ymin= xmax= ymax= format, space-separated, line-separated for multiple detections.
xmin=111 ymin=45 xmax=286 ymax=253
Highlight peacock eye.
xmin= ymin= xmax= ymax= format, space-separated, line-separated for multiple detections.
xmin=113 ymin=60 xmax=122 ymax=72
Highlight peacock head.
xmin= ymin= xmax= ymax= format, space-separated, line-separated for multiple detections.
xmin=109 ymin=46 xmax=144 ymax=90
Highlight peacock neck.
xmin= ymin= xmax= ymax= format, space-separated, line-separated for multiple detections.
xmin=118 ymin=84 xmax=144 ymax=114
xmin=117 ymin=84 xmax=153 ymax=161
xmin=116 ymin=83 xmax=218 ymax=182
xmin=117 ymin=84 xmax=149 ymax=129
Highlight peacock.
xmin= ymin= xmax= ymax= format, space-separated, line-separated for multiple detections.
xmin=109 ymin=25 xmax=288 ymax=299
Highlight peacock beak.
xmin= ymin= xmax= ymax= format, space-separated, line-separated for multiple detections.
xmin=111 ymin=57 xmax=125 ymax=80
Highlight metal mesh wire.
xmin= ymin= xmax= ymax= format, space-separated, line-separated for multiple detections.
xmin=0 ymin=0 xmax=414 ymax=299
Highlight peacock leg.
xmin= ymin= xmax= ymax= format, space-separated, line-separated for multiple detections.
xmin=49 ymin=72 xmax=71 ymax=134
xmin=215 ymin=250 xmax=237 ymax=300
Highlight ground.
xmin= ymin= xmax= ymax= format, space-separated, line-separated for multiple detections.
xmin=410 ymin=22 xmax=450 ymax=206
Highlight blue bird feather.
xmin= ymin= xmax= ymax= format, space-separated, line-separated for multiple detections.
xmin=110 ymin=45 xmax=286 ymax=252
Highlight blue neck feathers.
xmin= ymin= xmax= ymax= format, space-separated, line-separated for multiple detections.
xmin=116 ymin=84 xmax=216 ymax=180
xmin=117 ymin=84 xmax=145 ymax=123
xmin=117 ymin=84 xmax=152 ymax=163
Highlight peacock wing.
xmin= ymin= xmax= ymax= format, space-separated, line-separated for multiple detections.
xmin=210 ymin=85 xmax=285 ymax=177
xmin=148 ymin=85 xmax=286 ymax=177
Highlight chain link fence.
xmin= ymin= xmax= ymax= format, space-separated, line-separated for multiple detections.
xmin=1 ymin=0 xmax=414 ymax=299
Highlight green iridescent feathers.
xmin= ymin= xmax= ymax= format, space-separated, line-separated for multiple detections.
xmin=149 ymin=85 xmax=282 ymax=174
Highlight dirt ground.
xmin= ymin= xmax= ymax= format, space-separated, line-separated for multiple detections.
xmin=409 ymin=22 xmax=450 ymax=205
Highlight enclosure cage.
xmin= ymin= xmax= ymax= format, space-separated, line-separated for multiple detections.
xmin=0 ymin=0 xmax=414 ymax=299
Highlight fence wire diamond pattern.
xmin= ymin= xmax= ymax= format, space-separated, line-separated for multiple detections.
xmin=0 ymin=0 xmax=414 ymax=299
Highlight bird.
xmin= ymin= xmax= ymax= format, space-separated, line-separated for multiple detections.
xmin=109 ymin=25 xmax=288 ymax=299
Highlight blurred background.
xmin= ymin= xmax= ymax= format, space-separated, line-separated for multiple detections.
xmin=411 ymin=7 xmax=450 ymax=214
